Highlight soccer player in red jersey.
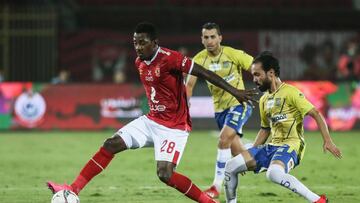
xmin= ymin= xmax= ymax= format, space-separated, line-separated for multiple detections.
xmin=47 ymin=22 xmax=257 ymax=203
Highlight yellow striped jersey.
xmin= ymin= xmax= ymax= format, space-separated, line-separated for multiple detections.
xmin=193 ymin=46 xmax=253 ymax=112
xmin=259 ymin=83 xmax=314 ymax=160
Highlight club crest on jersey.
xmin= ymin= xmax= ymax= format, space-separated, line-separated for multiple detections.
xmin=155 ymin=67 xmax=160 ymax=77
xmin=222 ymin=61 xmax=231 ymax=68
xmin=275 ymin=98 xmax=282 ymax=107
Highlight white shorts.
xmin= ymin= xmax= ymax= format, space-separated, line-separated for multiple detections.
xmin=115 ymin=115 xmax=189 ymax=165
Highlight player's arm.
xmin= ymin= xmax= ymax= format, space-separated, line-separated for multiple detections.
xmin=253 ymin=128 xmax=271 ymax=147
xmin=306 ymin=108 xmax=342 ymax=159
xmin=186 ymin=75 xmax=198 ymax=98
xmin=233 ymin=48 xmax=253 ymax=72
xmin=190 ymin=63 xmax=257 ymax=103
xmin=253 ymin=96 xmax=271 ymax=147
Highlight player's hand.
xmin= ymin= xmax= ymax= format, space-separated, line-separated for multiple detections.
xmin=323 ymin=140 xmax=342 ymax=159
xmin=234 ymin=88 xmax=259 ymax=107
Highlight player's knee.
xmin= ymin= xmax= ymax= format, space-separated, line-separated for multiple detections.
xmin=103 ymin=136 xmax=127 ymax=154
xmin=157 ymin=167 xmax=173 ymax=184
xmin=266 ymin=165 xmax=283 ymax=183
xmin=218 ymin=134 xmax=235 ymax=148
xmin=266 ymin=168 xmax=275 ymax=182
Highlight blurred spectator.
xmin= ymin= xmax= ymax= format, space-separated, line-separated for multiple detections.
xmin=51 ymin=69 xmax=71 ymax=84
xmin=178 ymin=46 xmax=189 ymax=56
xmin=299 ymin=43 xmax=328 ymax=80
xmin=113 ymin=70 xmax=126 ymax=84
xmin=0 ymin=69 xmax=4 ymax=82
xmin=92 ymin=43 xmax=127 ymax=83
xmin=317 ymin=39 xmax=337 ymax=80
xmin=337 ymin=38 xmax=360 ymax=80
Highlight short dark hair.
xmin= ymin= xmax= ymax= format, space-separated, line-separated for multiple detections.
xmin=202 ymin=22 xmax=221 ymax=35
xmin=134 ymin=22 xmax=157 ymax=40
xmin=253 ymin=51 xmax=280 ymax=77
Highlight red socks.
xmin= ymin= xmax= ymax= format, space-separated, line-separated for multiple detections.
xmin=167 ymin=172 xmax=214 ymax=203
xmin=69 ymin=148 xmax=215 ymax=203
xmin=71 ymin=147 xmax=114 ymax=194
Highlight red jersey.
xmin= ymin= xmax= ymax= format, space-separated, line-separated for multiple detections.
xmin=135 ymin=47 xmax=194 ymax=131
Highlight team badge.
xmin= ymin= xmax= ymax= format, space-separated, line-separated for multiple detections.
xmin=275 ymin=98 xmax=282 ymax=106
xmin=155 ymin=67 xmax=160 ymax=77
xmin=222 ymin=61 xmax=230 ymax=68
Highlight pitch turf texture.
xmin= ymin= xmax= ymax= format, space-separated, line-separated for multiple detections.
xmin=0 ymin=130 xmax=359 ymax=203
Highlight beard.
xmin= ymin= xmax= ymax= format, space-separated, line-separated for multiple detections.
xmin=257 ymin=80 xmax=271 ymax=92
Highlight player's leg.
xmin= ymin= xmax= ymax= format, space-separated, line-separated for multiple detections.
xmin=150 ymin=119 xmax=218 ymax=203
xmin=206 ymin=104 xmax=252 ymax=198
xmin=266 ymin=145 xmax=325 ymax=202
xmin=47 ymin=116 xmax=151 ymax=195
xmin=206 ymin=125 xmax=237 ymax=197
xmin=224 ymin=149 xmax=256 ymax=203
xmin=230 ymin=135 xmax=246 ymax=157
xmin=157 ymin=161 xmax=217 ymax=203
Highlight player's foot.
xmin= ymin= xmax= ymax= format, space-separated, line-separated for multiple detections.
xmin=46 ymin=181 xmax=75 ymax=194
xmin=314 ymin=195 xmax=328 ymax=203
xmin=199 ymin=192 xmax=220 ymax=203
xmin=204 ymin=185 xmax=220 ymax=199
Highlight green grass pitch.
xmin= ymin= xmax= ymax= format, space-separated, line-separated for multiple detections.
xmin=0 ymin=130 xmax=359 ymax=203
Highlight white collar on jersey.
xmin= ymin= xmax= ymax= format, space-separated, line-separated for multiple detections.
xmin=144 ymin=47 xmax=160 ymax=66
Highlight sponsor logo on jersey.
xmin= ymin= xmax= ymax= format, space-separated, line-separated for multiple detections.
xmin=182 ymin=57 xmax=188 ymax=67
xmin=209 ymin=63 xmax=221 ymax=71
xmin=149 ymin=86 xmax=166 ymax=111
xmin=150 ymin=104 xmax=166 ymax=112
xmin=271 ymin=114 xmax=287 ymax=123
xmin=145 ymin=70 xmax=153 ymax=81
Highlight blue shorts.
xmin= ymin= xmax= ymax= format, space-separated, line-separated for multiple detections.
xmin=214 ymin=104 xmax=252 ymax=137
xmin=248 ymin=144 xmax=299 ymax=173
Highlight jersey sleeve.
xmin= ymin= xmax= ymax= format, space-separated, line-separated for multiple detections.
xmin=289 ymin=88 xmax=314 ymax=117
xmin=192 ymin=51 xmax=204 ymax=66
xmin=232 ymin=49 xmax=253 ymax=71
xmin=171 ymin=51 xmax=194 ymax=74
xmin=259 ymin=96 xmax=270 ymax=128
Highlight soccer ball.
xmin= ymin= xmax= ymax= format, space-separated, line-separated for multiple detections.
xmin=51 ymin=190 xmax=80 ymax=203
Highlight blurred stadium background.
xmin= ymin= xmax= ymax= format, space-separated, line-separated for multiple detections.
xmin=0 ymin=0 xmax=360 ymax=203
